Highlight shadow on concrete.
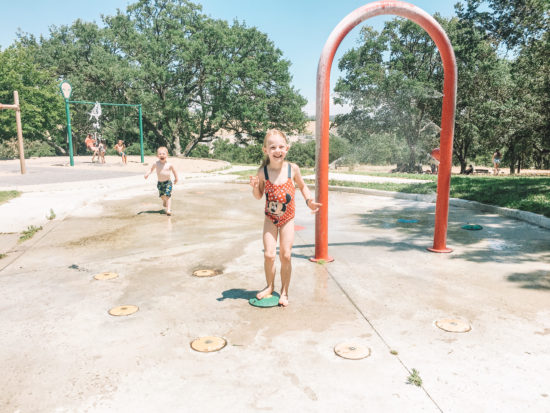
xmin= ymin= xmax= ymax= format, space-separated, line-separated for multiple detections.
xmin=137 ymin=209 xmax=166 ymax=215
xmin=353 ymin=205 xmax=549 ymax=264
xmin=292 ymin=239 xmax=428 ymax=254
xmin=217 ymin=288 xmax=257 ymax=301
xmin=507 ymin=270 xmax=550 ymax=290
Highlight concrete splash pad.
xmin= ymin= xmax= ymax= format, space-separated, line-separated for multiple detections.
xmin=0 ymin=177 xmax=549 ymax=412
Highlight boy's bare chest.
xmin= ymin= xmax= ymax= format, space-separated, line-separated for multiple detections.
xmin=157 ymin=162 xmax=171 ymax=176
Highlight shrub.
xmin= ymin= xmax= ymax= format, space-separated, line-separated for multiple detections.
xmin=287 ymin=140 xmax=316 ymax=167
xmin=0 ymin=138 xmax=55 ymax=159
xmin=189 ymin=144 xmax=211 ymax=158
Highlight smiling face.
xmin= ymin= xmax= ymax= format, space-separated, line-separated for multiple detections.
xmin=263 ymin=132 xmax=289 ymax=165
xmin=157 ymin=147 xmax=168 ymax=161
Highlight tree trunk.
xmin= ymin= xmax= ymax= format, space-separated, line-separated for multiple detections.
xmin=173 ymin=134 xmax=182 ymax=156
xmin=46 ymin=140 xmax=67 ymax=155
xmin=183 ymin=134 xmax=201 ymax=157
xmin=459 ymin=159 xmax=467 ymax=174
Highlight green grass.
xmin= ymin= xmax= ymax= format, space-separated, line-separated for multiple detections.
xmin=407 ymin=369 xmax=423 ymax=387
xmin=303 ymin=174 xmax=550 ymax=218
xmin=19 ymin=225 xmax=43 ymax=243
xmin=0 ymin=190 xmax=21 ymax=205
xmin=232 ymin=168 xmax=258 ymax=178
xmin=232 ymin=165 xmax=550 ymax=218
xmin=449 ymin=175 xmax=550 ymax=217
xmin=46 ymin=209 xmax=56 ymax=220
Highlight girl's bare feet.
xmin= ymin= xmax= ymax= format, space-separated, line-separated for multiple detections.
xmin=256 ymin=285 xmax=274 ymax=300
xmin=278 ymin=293 xmax=289 ymax=307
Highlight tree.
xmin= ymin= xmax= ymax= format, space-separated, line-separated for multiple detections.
xmin=0 ymin=47 xmax=65 ymax=153
xmin=105 ymin=0 xmax=306 ymax=155
xmin=17 ymin=0 xmax=307 ymax=156
xmin=441 ymin=17 xmax=509 ymax=172
xmin=455 ymin=0 xmax=550 ymax=173
xmin=334 ymin=19 xmax=444 ymax=171
xmin=455 ymin=0 xmax=549 ymax=49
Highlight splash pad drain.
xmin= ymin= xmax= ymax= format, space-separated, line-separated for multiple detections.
xmin=397 ymin=218 xmax=418 ymax=224
xmin=94 ymin=271 xmax=118 ymax=280
xmin=190 ymin=336 xmax=227 ymax=352
xmin=334 ymin=342 xmax=371 ymax=360
xmin=108 ymin=305 xmax=139 ymax=316
xmin=462 ymin=224 xmax=483 ymax=230
xmin=192 ymin=269 xmax=222 ymax=277
xmin=435 ymin=318 xmax=471 ymax=333
xmin=249 ymin=292 xmax=280 ymax=308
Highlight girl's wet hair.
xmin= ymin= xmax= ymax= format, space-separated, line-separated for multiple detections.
xmin=261 ymin=129 xmax=288 ymax=167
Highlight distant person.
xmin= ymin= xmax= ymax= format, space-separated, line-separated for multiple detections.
xmin=97 ymin=137 xmax=106 ymax=164
xmin=85 ymin=133 xmax=99 ymax=163
xmin=492 ymin=150 xmax=502 ymax=175
xmin=114 ymin=140 xmax=127 ymax=164
xmin=428 ymin=148 xmax=440 ymax=174
xmin=464 ymin=164 xmax=474 ymax=175
xmin=249 ymin=129 xmax=321 ymax=307
xmin=144 ymin=146 xmax=179 ymax=216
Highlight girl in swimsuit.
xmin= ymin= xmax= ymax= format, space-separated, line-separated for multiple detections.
xmin=249 ymin=129 xmax=321 ymax=307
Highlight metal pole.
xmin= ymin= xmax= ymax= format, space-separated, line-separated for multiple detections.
xmin=13 ymin=91 xmax=26 ymax=174
xmin=139 ymin=104 xmax=144 ymax=163
xmin=313 ymin=1 xmax=457 ymax=261
xmin=65 ymin=98 xmax=74 ymax=166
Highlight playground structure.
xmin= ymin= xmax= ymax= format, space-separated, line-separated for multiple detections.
xmin=314 ymin=0 xmax=457 ymax=260
xmin=0 ymin=90 xmax=26 ymax=174
xmin=60 ymin=81 xmax=145 ymax=166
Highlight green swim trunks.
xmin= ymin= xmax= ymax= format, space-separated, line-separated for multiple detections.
xmin=157 ymin=180 xmax=173 ymax=198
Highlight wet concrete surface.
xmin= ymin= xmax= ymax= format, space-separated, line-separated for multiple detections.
xmin=1 ymin=179 xmax=549 ymax=412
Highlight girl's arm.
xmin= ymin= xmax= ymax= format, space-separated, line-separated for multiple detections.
xmin=292 ymin=163 xmax=321 ymax=213
xmin=144 ymin=163 xmax=156 ymax=179
xmin=171 ymin=165 xmax=179 ymax=184
xmin=249 ymin=167 xmax=265 ymax=200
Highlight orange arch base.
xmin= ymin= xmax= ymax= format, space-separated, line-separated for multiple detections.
xmin=313 ymin=1 xmax=457 ymax=261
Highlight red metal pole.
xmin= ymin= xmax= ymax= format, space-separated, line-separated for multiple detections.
xmin=314 ymin=1 xmax=457 ymax=261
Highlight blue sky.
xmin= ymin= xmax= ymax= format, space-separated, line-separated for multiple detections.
xmin=0 ymin=0 xmax=458 ymax=115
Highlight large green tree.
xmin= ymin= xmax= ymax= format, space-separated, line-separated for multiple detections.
xmin=0 ymin=47 xmax=65 ymax=152
xmin=442 ymin=17 xmax=509 ymax=172
xmin=19 ymin=0 xmax=307 ymax=156
xmin=334 ymin=19 xmax=444 ymax=170
xmin=456 ymin=0 xmax=550 ymax=173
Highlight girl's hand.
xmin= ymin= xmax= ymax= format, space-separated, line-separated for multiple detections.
xmin=249 ymin=175 xmax=259 ymax=189
xmin=307 ymin=199 xmax=322 ymax=213
xmin=144 ymin=173 xmax=149 ymax=179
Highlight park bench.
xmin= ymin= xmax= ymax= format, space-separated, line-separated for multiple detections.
xmin=475 ymin=168 xmax=490 ymax=174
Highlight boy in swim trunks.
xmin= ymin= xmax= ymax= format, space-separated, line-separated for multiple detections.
xmin=144 ymin=146 xmax=179 ymax=216
xmin=114 ymin=140 xmax=127 ymax=165
xmin=249 ymin=129 xmax=321 ymax=307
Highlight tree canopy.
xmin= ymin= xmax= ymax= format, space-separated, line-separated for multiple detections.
xmin=3 ymin=0 xmax=307 ymax=156
xmin=332 ymin=0 xmax=549 ymax=173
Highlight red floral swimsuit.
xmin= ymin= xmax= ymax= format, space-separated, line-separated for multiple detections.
xmin=264 ymin=163 xmax=295 ymax=227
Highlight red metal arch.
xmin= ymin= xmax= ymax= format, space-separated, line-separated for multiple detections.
xmin=314 ymin=0 xmax=457 ymax=260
